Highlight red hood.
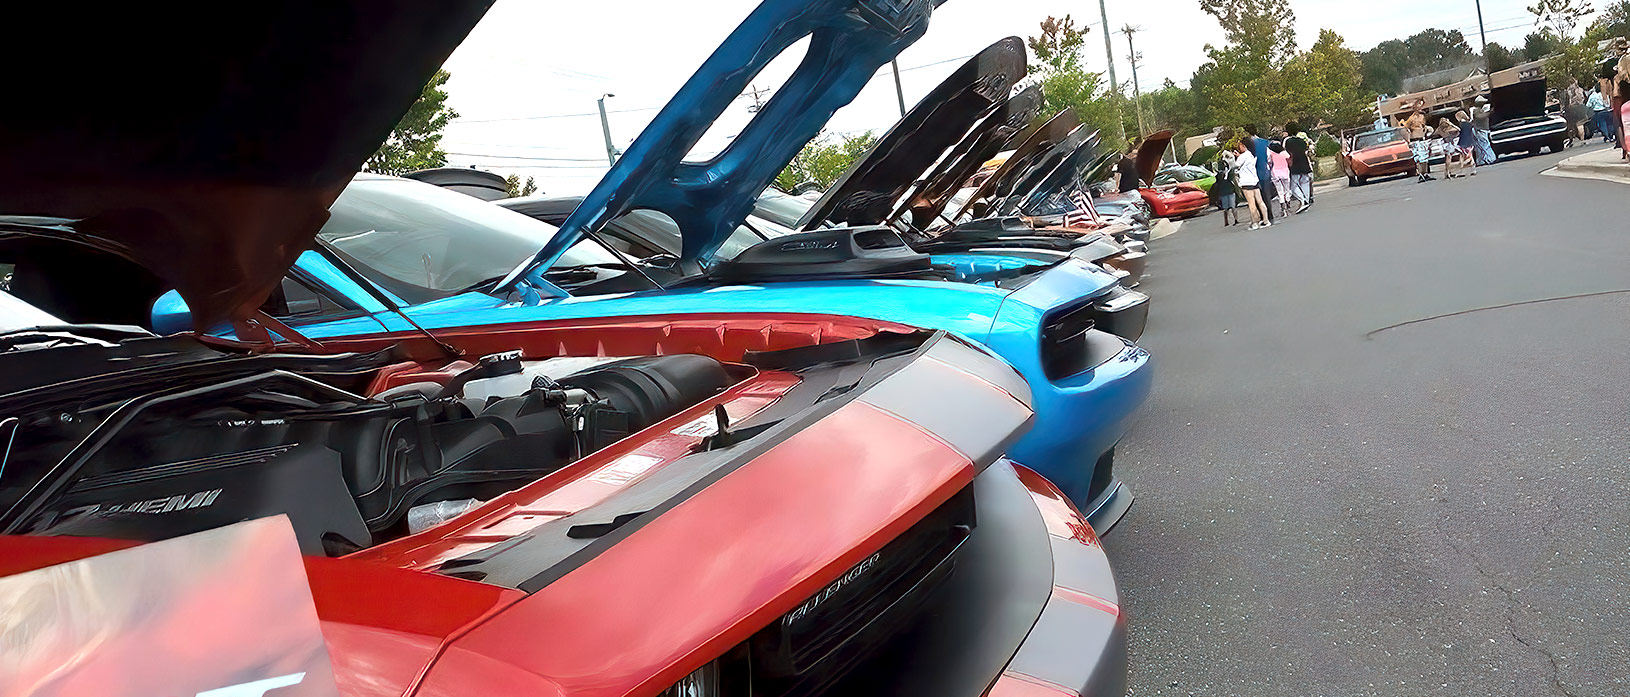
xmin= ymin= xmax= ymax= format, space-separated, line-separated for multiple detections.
xmin=0 ymin=3 xmax=490 ymax=330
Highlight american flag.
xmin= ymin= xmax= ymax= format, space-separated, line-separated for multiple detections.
xmin=1063 ymin=188 xmax=1101 ymax=228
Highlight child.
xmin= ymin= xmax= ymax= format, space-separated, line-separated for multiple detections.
xmin=1268 ymin=141 xmax=1292 ymax=218
xmin=1213 ymin=147 xmax=1239 ymax=227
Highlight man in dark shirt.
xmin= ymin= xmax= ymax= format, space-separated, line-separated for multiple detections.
xmin=1284 ymin=121 xmax=1313 ymax=213
xmin=1115 ymin=141 xmax=1141 ymax=193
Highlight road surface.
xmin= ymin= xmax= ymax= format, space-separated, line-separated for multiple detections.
xmin=1108 ymin=145 xmax=1630 ymax=696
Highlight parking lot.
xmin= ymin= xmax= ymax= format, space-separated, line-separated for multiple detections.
xmin=1110 ymin=145 xmax=1630 ymax=696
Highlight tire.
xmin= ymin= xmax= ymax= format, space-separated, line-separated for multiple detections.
xmin=1346 ymin=173 xmax=1358 ymax=186
xmin=1356 ymin=175 xmax=1368 ymax=185
xmin=1548 ymin=137 xmax=1566 ymax=153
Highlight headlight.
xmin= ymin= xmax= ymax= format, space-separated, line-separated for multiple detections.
xmin=659 ymin=660 xmax=721 ymax=697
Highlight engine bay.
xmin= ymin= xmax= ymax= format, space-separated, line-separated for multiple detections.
xmin=0 ymin=347 xmax=741 ymax=556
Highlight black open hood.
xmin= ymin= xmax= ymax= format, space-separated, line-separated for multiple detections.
xmin=795 ymin=37 xmax=1028 ymax=230
xmin=897 ymin=86 xmax=1044 ymax=230
xmin=1134 ymin=130 xmax=1175 ymax=184
xmin=1007 ymin=131 xmax=1108 ymax=217
xmin=950 ymin=109 xmax=1084 ymax=221
xmin=0 ymin=2 xmax=491 ymax=330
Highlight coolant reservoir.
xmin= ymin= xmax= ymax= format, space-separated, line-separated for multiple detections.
xmin=459 ymin=356 xmax=632 ymax=401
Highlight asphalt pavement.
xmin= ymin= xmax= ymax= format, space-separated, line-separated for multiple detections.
xmin=1106 ymin=144 xmax=1630 ymax=697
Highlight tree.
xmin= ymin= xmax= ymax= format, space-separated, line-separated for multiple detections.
xmin=1592 ymin=0 xmax=1630 ymax=39
xmin=1528 ymin=0 xmax=1594 ymax=41
xmin=1198 ymin=0 xmax=1298 ymax=66
xmin=1402 ymin=29 xmax=1474 ymax=73
xmin=1028 ymin=15 xmax=1088 ymax=72
xmin=1285 ymin=30 xmax=1372 ymax=129
xmin=774 ymin=131 xmax=877 ymax=191
xmin=1026 ymin=16 xmax=1126 ymax=148
xmin=1360 ymin=39 xmax=1410 ymax=95
xmin=504 ymin=174 xmax=538 ymax=198
xmin=366 ymin=69 xmax=457 ymax=175
xmin=1522 ymin=30 xmax=1566 ymax=61
xmin=1485 ymin=41 xmax=1521 ymax=71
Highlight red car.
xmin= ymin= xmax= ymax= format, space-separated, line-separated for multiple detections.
xmin=1135 ymin=131 xmax=1210 ymax=218
xmin=0 ymin=3 xmax=1127 ymax=697
xmin=1338 ymin=127 xmax=1418 ymax=185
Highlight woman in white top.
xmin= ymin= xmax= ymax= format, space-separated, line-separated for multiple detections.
xmin=1234 ymin=140 xmax=1269 ymax=229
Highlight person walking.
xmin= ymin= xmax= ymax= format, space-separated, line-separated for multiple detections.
xmin=1452 ymin=110 xmax=1478 ymax=176
xmin=1284 ymin=122 xmax=1314 ymax=212
xmin=1436 ymin=116 xmax=1465 ymax=178
xmin=1564 ymin=78 xmax=1590 ymax=142
xmin=1589 ymin=87 xmax=1616 ymax=144
xmin=1213 ymin=145 xmax=1241 ymax=227
xmin=1268 ymin=141 xmax=1292 ymax=218
xmin=1235 ymin=141 xmax=1269 ymax=230
xmin=1244 ymin=126 xmax=1276 ymax=222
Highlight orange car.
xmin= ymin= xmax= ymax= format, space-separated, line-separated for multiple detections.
xmin=1339 ymin=127 xmax=1418 ymax=185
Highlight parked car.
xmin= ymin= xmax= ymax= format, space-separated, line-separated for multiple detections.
xmin=156 ymin=1 xmax=1151 ymax=528
xmin=0 ymin=2 xmax=1127 ymax=696
xmin=1338 ymin=127 xmax=1418 ymax=185
xmin=1132 ymin=131 xmax=1211 ymax=219
xmin=1152 ymin=164 xmax=1217 ymax=192
xmin=1488 ymin=74 xmax=1569 ymax=156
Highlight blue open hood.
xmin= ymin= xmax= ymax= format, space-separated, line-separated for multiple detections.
xmin=505 ymin=0 xmax=942 ymax=287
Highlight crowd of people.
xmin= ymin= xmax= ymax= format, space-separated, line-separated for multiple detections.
xmin=1209 ymin=123 xmax=1314 ymax=230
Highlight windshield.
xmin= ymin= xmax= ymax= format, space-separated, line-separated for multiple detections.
xmin=0 ymin=288 xmax=64 ymax=332
xmin=611 ymin=210 xmax=769 ymax=261
xmin=1354 ymin=129 xmax=1405 ymax=150
xmin=319 ymin=178 xmax=616 ymax=300
xmin=753 ymin=190 xmax=818 ymax=228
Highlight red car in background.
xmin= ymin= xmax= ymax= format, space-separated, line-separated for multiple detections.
xmin=1135 ymin=130 xmax=1210 ymax=218
xmin=1338 ymin=127 xmax=1418 ymax=185
xmin=0 ymin=3 xmax=1128 ymax=697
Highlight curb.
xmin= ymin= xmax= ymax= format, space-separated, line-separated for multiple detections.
xmin=1546 ymin=149 xmax=1630 ymax=185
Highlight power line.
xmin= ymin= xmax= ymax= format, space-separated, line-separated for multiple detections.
xmin=450 ymin=105 xmax=662 ymax=125
xmin=443 ymin=152 xmax=610 ymax=162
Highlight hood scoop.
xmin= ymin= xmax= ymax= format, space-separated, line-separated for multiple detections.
xmin=707 ymin=228 xmax=934 ymax=284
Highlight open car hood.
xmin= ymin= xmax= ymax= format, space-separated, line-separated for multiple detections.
xmin=510 ymin=0 xmax=941 ymax=281
xmin=794 ymin=36 xmax=1027 ymax=230
xmin=0 ymin=2 xmax=491 ymax=331
xmin=899 ymin=86 xmax=1044 ymax=229
xmin=1489 ymin=81 xmax=1548 ymax=124
xmin=1135 ymin=129 xmax=1176 ymax=184
xmin=950 ymin=109 xmax=1084 ymax=220
xmin=1004 ymin=131 xmax=1108 ymax=216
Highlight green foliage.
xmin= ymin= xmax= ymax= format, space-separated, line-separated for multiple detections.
xmin=1284 ymin=30 xmax=1371 ymax=129
xmin=504 ymin=174 xmax=538 ymax=198
xmin=1198 ymin=0 xmax=1298 ymax=66
xmin=1523 ymin=30 xmax=1565 ymax=60
xmin=1485 ymin=41 xmax=1521 ymax=71
xmin=1314 ymin=133 xmax=1341 ymax=157
xmin=775 ymin=131 xmax=878 ymax=191
xmin=1027 ymin=15 xmax=1088 ymax=72
xmin=1592 ymin=0 xmax=1630 ymax=39
xmin=1545 ymin=22 xmax=1612 ymax=89
xmin=366 ymin=70 xmax=457 ymax=175
xmin=1359 ymin=29 xmax=1474 ymax=95
xmin=1528 ymin=0 xmax=1595 ymax=41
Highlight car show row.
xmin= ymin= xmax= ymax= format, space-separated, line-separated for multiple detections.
xmin=0 ymin=2 xmax=1218 ymax=696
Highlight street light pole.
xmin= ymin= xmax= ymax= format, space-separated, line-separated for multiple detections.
xmin=1475 ymin=0 xmax=1489 ymax=73
xmin=1096 ymin=0 xmax=1128 ymax=146
xmin=597 ymin=93 xmax=618 ymax=165
xmin=890 ymin=59 xmax=908 ymax=117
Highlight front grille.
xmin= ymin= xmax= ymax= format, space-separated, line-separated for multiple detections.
xmin=749 ymin=487 xmax=975 ymax=697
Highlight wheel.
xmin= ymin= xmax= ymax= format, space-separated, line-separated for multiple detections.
xmin=1346 ymin=173 xmax=1358 ymax=186
xmin=1548 ymin=136 xmax=1567 ymax=153
xmin=1356 ymin=175 xmax=1368 ymax=185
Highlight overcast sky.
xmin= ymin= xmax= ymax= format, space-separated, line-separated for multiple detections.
xmin=440 ymin=0 xmax=1570 ymax=193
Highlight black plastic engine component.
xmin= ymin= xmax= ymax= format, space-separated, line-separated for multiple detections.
xmin=11 ymin=353 xmax=732 ymax=554
xmin=706 ymin=227 xmax=935 ymax=284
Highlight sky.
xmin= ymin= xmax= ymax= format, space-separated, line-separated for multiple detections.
xmin=439 ymin=0 xmax=1572 ymax=193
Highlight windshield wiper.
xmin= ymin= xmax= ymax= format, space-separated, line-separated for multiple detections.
xmin=311 ymin=244 xmax=462 ymax=358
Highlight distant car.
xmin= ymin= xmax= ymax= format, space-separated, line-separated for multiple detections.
xmin=1339 ymin=127 xmax=1417 ymax=185
xmin=1152 ymin=164 xmax=1216 ymax=192
xmin=1134 ymin=131 xmax=1210 ymax=218
xmin=1489 ymin=72 xmax=1570 ymax=156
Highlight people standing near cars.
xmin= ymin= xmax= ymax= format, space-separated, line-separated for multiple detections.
xmin=1404 ymin=108 xmax=1435 ymax=182
xmin=1243 ymin=126 xmax=1276 ymax=222
xmin=1436 ymin=115 xmax=1465 ymax=178
xmin=1235 ymin=141 xmax=1269 ymax=230
xmin=1564 ymin=78 xmax=1590 ymax=143
xmin=1114 ymin=140 xmax=1142 ymax=193
xmin=1599 ymin=38 xmax=1630 ymax=156
xmin=1589 ymin=86 xmax=1616 ymax=144
xmin=1213 ymin=144 xmax=1240 ymax=227
xmin=1451 ymin=110 xmax=1478 ymax=177
xmin=1284 ymin=122 xmax=1313 ymax=212
xmin=1268 ymin=141 xmax=1292 ymax=217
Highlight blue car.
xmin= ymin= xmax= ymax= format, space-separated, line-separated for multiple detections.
xmin=153 ymin=0 xmax=1152 ymax=529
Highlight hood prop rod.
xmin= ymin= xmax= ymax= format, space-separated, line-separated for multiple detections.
xmin=582 ymin=228 xmax=665 ymax=291
xmin=312 ymin=244 xmax=462 ymax=358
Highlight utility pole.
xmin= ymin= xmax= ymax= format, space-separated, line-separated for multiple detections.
xmin=596 ymin=93 xmax=618 ymax=165
xmin=890 ymin=59 xmax=908 ymax=117
xmin=1096 ymin=0 xmax=1127 ymax=146
xmin=1474 ymin=0 xmax=1490 ymax=73
xmin=1120 ymin=25 xmax=1149 ymax=141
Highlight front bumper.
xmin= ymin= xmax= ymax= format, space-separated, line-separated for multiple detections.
xmin=1490 ymin=122 xmax=1566 ymax=153
xmin=821 ymin=460 xmax=1126 ymax=697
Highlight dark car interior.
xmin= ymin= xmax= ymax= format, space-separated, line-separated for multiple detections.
xmin=0 ymin=233 xmax=167 ymax=327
